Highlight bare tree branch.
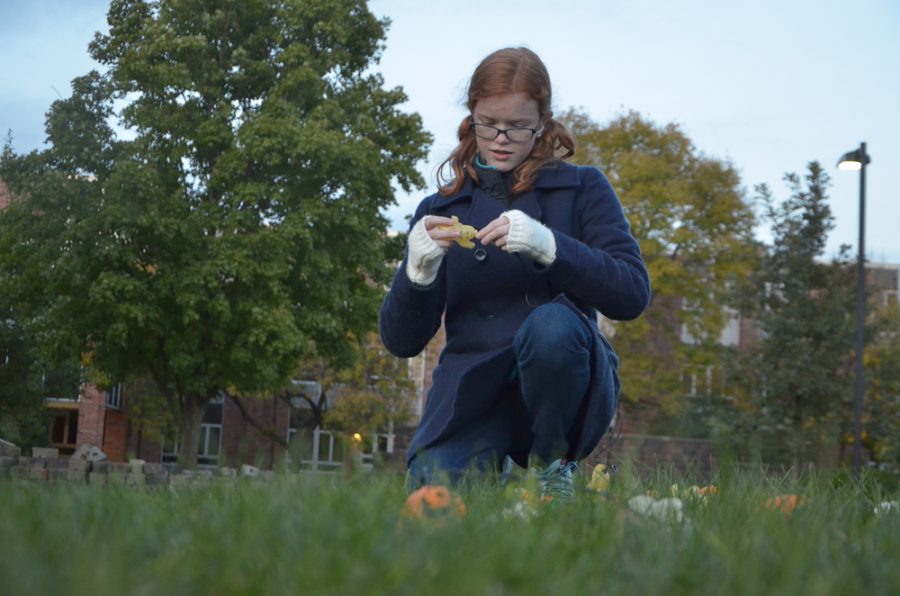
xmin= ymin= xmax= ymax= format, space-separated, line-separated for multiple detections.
xmin=224 ymin=391 xmax=289 ymax=448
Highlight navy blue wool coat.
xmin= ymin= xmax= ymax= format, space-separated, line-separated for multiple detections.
xmin=380 ymin=161 xmax=650 ymax=466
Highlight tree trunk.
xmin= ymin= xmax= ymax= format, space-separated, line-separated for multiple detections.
xmin=177 ymin=396 xmax=207 ymax=470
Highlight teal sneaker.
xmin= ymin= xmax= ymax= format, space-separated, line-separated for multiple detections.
xmin=536 ymin=459 xmax=578 ymax=502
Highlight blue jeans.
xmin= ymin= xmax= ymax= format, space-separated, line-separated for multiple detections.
xmin=408 ymin=303 xmax=595 ymax=488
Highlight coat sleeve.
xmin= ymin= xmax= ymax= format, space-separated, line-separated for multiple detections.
xmin=541 ymin=167 xmax=651 ymax=321
xmin=379 ymin=197 xmax=447 ymax=358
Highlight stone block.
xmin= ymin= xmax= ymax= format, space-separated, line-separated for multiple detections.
xmin=129 ymin=459 xmax=145 ymax=475
xmin=67 ymin=470 xmax=88 ymax=483
xmin=71 ymin=444 xmax=107 ymax=463
xmin=144 ymin=463 xmax=165 ymax=475
xmin=93 ymin=461 xmax=111 ymax=473
xmin=146 ymin=474 xmax=169 ymax=487
xmin=45 ymin=459 xmax=69 ymax=470
xmin=68 ymin=458 xmax=91 ymax=472
xmin=240 ymin=464 xmax=260 ymax=479
xmin=10 ymin=466 xmax=28 ymax=479
xmin=0 ymin=456 xmax=16 ymax=470
xmin=89 ymin=472 xmax=108 ymax=486
xmin=49 ymin=469 xmax=68 ymax=482
xmin=169 ymin=474 xmax=191 ymax=487
xmin=31 ymin=447 xmax=59 ymax=459
xmin=111 ymin=463 xmax=130 ymax=474
xmin=126 ymin=473 xmax=146 ymax=487
xmin=0 ymin=438 xmax=20 ymax=457
xmin=18 ymin=456 xmax=33 ymax=468
xmin=29 ymin=467 xmax=49 ymax=481
xmin=218 ymin=467 xmax=236 ymax=478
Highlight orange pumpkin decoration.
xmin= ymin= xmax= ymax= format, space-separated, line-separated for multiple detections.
xmin=402 ymin=485 xmax=467 ymax=519
xmin=698 ymin=485 xmax=717 ymax=497
xmin=764 ymin=494 xmax=807 ymax=517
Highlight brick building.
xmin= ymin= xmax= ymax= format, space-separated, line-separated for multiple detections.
xmin=30 ymin=260 xmax=900 ymax=470
xmin=44 ymin=372 xmax=421 ymax=469
xmin=5 ymin=174 xmax=897 ymax=470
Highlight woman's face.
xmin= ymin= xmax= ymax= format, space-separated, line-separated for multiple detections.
xmin=471 ymin=93 xmax=541 ymax=172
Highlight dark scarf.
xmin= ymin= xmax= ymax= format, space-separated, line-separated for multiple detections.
xmin=475 ymin=156 xmax=514 ymax=209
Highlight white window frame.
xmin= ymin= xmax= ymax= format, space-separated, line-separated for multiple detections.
xmin=162 ymin=422 xmax=222 ymax=465
xmin=198 ymin=423 xmax=222 ymax=465
xmin=286 ymin=425 xmax=396 ymax=472
xmin=106 ymin=384 xmax=124 ymax=410
xmin=162 ymin=397 xmax=223 ymax=465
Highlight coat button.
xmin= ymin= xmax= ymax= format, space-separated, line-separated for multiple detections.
xmin=474 ymin=248 xmax=487 ymax=262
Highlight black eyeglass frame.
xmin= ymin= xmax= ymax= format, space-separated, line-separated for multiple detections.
xmin=468 ymin=117 xmax=543 ymax=142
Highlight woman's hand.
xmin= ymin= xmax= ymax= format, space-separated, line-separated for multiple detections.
xmin=478 ymin=210 xmax=557 ymax=266
xmin=406 ymin=215 xmax=457 ymax=286
xmin=423 ymin=215 xmax=463 ymax=249
xmin=475 ymin=215 xmax=511 ymax=249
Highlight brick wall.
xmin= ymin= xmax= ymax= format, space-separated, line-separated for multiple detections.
xmin=128 ymin=431 xmax=164 ymax=463
xmin=585 ymin=433 xmax=716 ymax=481
xmin=221 ymin=396 xmax=292 ymax=469
xmin=102 ymin=409 xmax=129 ymax=462
xmin=76 ymin=385 xmax=106 ymax=448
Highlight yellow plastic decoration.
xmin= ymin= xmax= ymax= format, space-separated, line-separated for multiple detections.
xmin=586 ymin=463 xmax=611 ymax=493
xmin=436 ymin=215 xmax=478 ymax=249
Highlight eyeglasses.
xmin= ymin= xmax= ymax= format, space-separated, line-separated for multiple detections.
xmin=469 ymin=118 xmax=542 ymax=142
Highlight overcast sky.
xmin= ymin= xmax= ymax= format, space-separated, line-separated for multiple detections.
xmin=2 ymin=0 xmax=898 ymax=262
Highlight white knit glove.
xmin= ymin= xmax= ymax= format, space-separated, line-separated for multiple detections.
xmin=405 ymin=216 xmax=446 ymax=286
xmin=502 ymin=209 xmax=557 ymax=266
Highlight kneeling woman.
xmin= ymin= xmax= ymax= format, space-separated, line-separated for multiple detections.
xmin=380 ymin=47 xmax=650 ymax=499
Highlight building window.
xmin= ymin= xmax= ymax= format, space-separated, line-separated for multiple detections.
xmin=162 ymin=398 xmax=224 ymax=466
xmin=288 ymin=417 xmax=395 ymax=471
xmin=106 ymin=384 xmax=124 ymax=410
xmin=884 ymin=290 xmax=898 ymax=307
xmin=288 ymin=425 xmax=344 ymax=472
xmin=361 ymin=429 xmax=395 ymax=466
xmin=49 ymin=410 xmax=78 ymax=454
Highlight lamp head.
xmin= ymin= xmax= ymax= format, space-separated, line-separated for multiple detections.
xmin=837 ymin=148 xmax=871 ymax=171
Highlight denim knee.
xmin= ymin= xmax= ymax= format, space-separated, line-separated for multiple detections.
xmin=513 ymin=304 xmax=592 ymax=369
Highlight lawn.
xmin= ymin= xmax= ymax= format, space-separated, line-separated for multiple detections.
xmin=1 ymin=466 xmax=897 ymax=595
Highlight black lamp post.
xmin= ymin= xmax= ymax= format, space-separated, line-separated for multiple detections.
xmin=837 ymin=142 xmax=871 ymax=477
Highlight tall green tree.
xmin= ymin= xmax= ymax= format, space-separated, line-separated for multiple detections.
xmin=861 ymin=303 xmax=900 ymax=466
xmin=320 ymin=331 xmax=414 ymax=439
xmin=0 ymin=0 xmax=430 ymax=467
xmin=731 ymin=163 xmax=856 ymax=465
xmin=562 ymin=110 xmax=757 ymax=418
xmin=0 ymin=309 xmax=47 ymax=448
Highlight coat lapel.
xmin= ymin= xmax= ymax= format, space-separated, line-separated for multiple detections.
xmin=510 ymin=190 xmax=542 ymax=222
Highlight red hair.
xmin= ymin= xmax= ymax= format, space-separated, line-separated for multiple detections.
xmin=437 ymin=47 xmax=575 ymax=196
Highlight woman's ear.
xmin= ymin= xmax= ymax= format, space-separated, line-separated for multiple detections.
xmin=537 ymin=112 xmax=553 ymax=137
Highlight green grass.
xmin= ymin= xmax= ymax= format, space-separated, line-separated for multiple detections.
xmin=1 ymin=467 xmax=898 ymax=596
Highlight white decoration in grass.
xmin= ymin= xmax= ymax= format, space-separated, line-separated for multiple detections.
xmin=874 ymin=501 xmax=899 ymax=516
xmin=628 ymin=495 xmax=685 ymax=524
